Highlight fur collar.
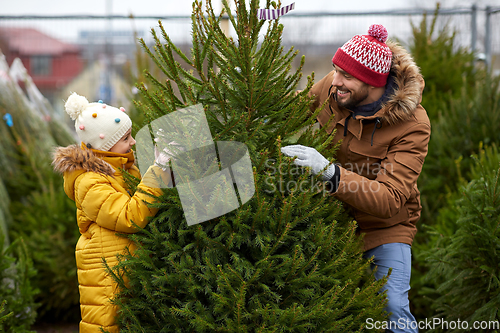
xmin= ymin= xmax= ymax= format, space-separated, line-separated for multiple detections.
xmin=52 ymin=144 xmax=116 ymax=176
xmin=379 ymin=41 xmax=425 ymax=125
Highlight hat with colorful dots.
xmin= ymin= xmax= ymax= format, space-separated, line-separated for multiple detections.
xmin=64 ymin=92 xmax=132 ymax=151
xmin=332 ymin=24 xmax=393 ymax=87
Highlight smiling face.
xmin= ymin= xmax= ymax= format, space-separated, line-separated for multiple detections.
xmin=109 ymin=128 xmax=136 ymax=154
xmin=331 ymin=64 xmax=380 ymax=110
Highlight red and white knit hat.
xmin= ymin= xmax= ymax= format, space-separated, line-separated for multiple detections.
xmin=332 ymin=24 xmax=392 ymax=87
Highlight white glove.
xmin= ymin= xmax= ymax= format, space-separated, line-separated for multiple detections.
xmin=281 ymin=145 xmax=335 ymax=181
xmin=154 ymin=147 xmax=169 ymax=170
xmin=154 ymin=140 xmax=182 ymax=170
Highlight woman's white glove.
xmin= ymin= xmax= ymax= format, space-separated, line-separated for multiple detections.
xmin=281 ymin=145 xmax=335 ymax=181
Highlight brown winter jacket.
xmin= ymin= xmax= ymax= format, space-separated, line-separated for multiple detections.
xmin=52 ymin=144 xmax=170 ymax=333
xmin=309 ymin=41 xmax=431 ymax=251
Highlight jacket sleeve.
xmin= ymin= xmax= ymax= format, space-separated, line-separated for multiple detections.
xmin=332 ymin=121 xmax=430 ymax=220
xmin=75 ymin=165 xmax=170 ymax=233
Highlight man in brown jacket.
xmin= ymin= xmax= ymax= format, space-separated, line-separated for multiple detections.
xmin=282 ymin=24 xmax=430 ymax=332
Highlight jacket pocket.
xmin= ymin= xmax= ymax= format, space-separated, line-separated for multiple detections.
xmin=347 ymin=140 xmax=389 ymax=179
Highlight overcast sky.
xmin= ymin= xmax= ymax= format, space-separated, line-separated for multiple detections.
xmin=2 ymin=0 xmax=497 ymax=17
xmin=3 ymin=0 xmax=401 ymax=16
xmin=1 ymin=0 xmax=497 ymax=46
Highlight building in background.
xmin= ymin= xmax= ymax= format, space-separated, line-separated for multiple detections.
xmin=0 ymin=27 xmax=84 ymax=103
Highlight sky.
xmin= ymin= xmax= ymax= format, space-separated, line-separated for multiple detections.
xmin=2 ymin=0 xmax=495 ymax=17
xmin=0 ymin=0 xmax=421 ymax=44
xmin=0 ymin=0 xmax=403 ymax=16
xmin=1 ymin=0 xmax=497 ymax=46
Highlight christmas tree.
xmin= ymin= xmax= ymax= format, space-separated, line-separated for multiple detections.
xmin=0 ymin=232 xmax=37 ymax=332
xmin=0 ymin=49 xmax=79 ymax=324
xmin=108 ymin=1 xmax=387 ymax=331
xmin=422 ymin=144 xmax=500 ymax=329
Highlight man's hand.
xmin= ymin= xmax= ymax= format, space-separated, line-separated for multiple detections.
xmin=281 ymin=144 xmax=336 ymax=181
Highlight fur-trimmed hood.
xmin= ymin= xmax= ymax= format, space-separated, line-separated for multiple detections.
xmin=378 ymin=40 xmax=425 ymax=125
xmin=52 ymin=144 xmax=115 ymax=177
xmin=52 ymin=144 xmax=137 ymax=201
xmin=313 ymin=40 xmax=425 ymax=132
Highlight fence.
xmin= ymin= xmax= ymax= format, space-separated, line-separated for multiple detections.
xmin=280 ymin=6 xmax=499 ymax=63
xmin=0 ymin=5 xmax=498 ymax=114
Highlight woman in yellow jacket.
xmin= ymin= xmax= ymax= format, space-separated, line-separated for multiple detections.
xmin=52 ymin=93 xmax=170 ymax=333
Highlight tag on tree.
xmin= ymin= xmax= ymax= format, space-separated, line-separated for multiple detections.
xmin=258 ymin=2 xmax=295 ymax=20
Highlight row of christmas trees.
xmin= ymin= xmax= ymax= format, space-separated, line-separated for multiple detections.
xmin=0 ymin=49 xmax=80 ymax=330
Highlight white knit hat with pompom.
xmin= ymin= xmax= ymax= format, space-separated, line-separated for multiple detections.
xmin=64 ymin=92 xmax=132 ymax=151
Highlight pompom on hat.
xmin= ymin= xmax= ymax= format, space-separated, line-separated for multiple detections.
xmin=332 ymin=24 xmax=392 ymax=87
xmin=65 ymin=92 xmax=132 ymax=151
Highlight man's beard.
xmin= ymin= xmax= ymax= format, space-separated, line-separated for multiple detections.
xmin=335 ymin=84 xmax=370 ymax=110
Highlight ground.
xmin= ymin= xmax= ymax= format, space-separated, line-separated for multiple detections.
xmin=32 ymin=323 xmax=79 ymax=333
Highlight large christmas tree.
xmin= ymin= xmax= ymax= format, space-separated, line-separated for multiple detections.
xmin=108 ymin=1 xmax=387 ymax=331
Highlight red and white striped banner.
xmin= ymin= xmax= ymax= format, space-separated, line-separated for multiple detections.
xmin=258 ymin=2 xmax=295 ymax=20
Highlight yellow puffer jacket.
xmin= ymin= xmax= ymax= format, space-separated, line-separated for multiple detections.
xmin=52 ymin=144 xmax=169 ymax=333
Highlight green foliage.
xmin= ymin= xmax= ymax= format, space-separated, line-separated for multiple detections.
xmin=9 ymin=181 xmax=80 ymax=322
xmin=107 ymin=0 xmax=387 ymax=331
xmin=412 ymin=69 xmax=500 ymax=321
xmin=410 ymin=9 xmax=500 ymax=319
xmin=407 ymin=4 xmax=490 ymax=230
xmin=418 ymin=74 xmax=500 ymax=225
xmin=0 ymin=300 xmax=13 ymax=330
xmin=111 ymin=210 xmax=387 ymax=332
xmin=0 ymin=72 xmax=74 ymax=200
xmin=420 ymin=146 xmax=500 ymax=331
xmin=0 ymin=51 xmax=80 ymax=324
xmin=0 ymin=180 xmax=13 ymax=248
xmin=429 ymin=74 xmax=500 ymax=163
xmin=409 ymin=3 xmax=479 ymax=122
xmin=426 ymin=144 xmax=500 ymax=247
xmin=413 ymin=144 xmax=499 ymax=321
xmin=121 ymin=24 xmax=169 ymax=130
xmin=0 ymin=232 xmax=37 ymax=332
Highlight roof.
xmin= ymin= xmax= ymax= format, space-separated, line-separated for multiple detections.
xmin=0 ymin=27 xmax=80 ymax=56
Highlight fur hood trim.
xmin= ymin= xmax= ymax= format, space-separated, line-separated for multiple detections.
xmin=379 ymin=41 xmax=424 ymax=125
xmin=52 ymin=144 xmax=115 ymax=176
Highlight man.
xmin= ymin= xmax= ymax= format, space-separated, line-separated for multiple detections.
xmin=281 ymin=24 xmax=430 ymax=332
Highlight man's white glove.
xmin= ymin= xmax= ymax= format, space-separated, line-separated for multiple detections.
xmin=281 ymin=144 xmax=336 ymax=181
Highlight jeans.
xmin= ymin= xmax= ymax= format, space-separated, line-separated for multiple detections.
xmin=363 ymin=243 xmax=418 ymax=333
